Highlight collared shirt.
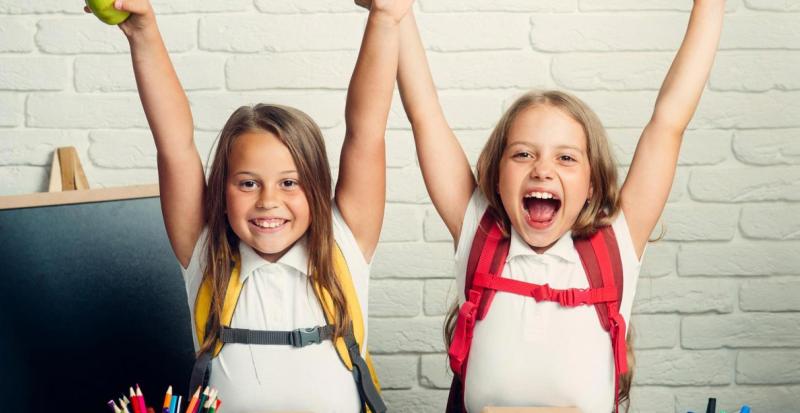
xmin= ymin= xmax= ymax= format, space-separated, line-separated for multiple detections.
xmin=455 ymin=189 xmax=643 ymax=413
xmin=181 ymin=205 xmax=370 ymax=413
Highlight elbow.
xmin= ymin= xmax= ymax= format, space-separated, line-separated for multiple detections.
xmin=647 ymin=112 xmax=689 ymax=140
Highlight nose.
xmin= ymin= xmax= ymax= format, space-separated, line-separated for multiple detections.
xmin=255 ymin=186 xmax=279 ymax=210
xmin=530 ymin=158 xmax=554 ymax=181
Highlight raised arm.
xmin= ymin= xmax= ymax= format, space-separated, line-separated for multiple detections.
xmin=336 ymin=0 xmax=414 ymax=261
xmin=87 ymin=0 xmax=205 ymax=267
xmin=621 ymin=0 xmax=725 ymax=258
xmin=396 ymin=10 xmax=475 ymax=244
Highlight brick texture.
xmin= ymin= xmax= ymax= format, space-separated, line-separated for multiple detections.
xmin=2 ymin=3 xmax=798 ymax=412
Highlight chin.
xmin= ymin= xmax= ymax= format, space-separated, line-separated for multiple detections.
xmin=511 ymin=215 xmax=568 ymax=252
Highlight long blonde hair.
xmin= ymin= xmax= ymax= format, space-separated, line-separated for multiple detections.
xmin=445 ymin=90 xmax=633 ymax=407
xmin=198 ymin=104 xmax=351 ymax=357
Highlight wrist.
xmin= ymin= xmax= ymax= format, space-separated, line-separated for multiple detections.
xmin=368 ymin=9 xmax=404 ymax=27
xmin=126 ymin=24 xmax=162 ymax=46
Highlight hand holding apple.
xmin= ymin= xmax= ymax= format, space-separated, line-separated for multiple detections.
xmin=85 ymin=0 xmax=130 ymax=25
xmin=84 ymin=0 xmax=157 ymax=39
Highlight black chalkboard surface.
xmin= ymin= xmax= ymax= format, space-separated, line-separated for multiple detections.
xmin=0 ymin=186 xmax=195 ymax=413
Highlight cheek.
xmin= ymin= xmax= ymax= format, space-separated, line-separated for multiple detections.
xmin=290 ymin=194 xmax=312 ymax=225
xmin=225 ymin=190 xmax=250 ymax=219
xmin=496 ymin=161 xmax=515 ymax=194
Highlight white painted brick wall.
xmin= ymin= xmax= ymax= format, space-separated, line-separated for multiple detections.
xmin=1 ymin=2 xmax=798 ymax=412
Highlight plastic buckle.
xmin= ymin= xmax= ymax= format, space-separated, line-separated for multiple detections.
xmin=559 ymin=289 xmax=576 ymax=306
xmin=532 ymin=283 xmax=552 ymax=302
xmin=291 ymin=327 xmax=322 ymax=347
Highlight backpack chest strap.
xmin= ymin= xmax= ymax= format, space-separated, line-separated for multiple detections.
xmin=220 ymin=325 xmax=334 ymax=348
xmin=471 ymin=271 xmax=619 ymax=307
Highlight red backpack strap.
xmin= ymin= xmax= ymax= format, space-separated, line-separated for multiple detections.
xmin=449 ymin=210 xmax=509 ymax=380
xmin=464 ymin=210 xmax=509 ymax=318
xmin=574 ymin=225 xmax=627 ymax=412
xmin=574 ymin=226 xmax=623 ymax=329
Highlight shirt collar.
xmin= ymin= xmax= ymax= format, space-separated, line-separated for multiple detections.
xmin=238 ymin=237 xmax=310 ymax=282
xmin=506 ymin=226 xmax=580 ymax=264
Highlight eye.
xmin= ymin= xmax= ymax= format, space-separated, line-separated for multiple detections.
xmin=238 ymin=180 xmax=259 ymax=191
xmin=280 ymin=179 xmax=299 ymax=189
xmin=512 ymin=151 xmax=533 ymax=159
xmin=558 ymin=155 xmax=576 ymax=162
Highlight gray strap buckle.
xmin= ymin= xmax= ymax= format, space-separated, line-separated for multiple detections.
xmin=291 ymin=326 xmax=322 ymax=347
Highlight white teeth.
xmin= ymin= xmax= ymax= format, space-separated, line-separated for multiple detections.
xmin=253 ymin=219 xmax=285 ymax=229
xmin=524 ymin=191 xmax=555 ymax=200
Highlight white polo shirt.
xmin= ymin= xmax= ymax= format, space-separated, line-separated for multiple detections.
xmin=181 ymin=205 xmax=369 ymax=413
xmin=456 ymin=190 xmax=643 ymax=413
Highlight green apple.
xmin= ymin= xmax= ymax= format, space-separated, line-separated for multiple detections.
xmin=85 ymin=0 xmax=130 ymax=25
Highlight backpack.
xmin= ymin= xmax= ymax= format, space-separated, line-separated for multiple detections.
xmin=190 ymin=243 xmax=386 ymax=413
xmin=447 ymin=210 xmax=628 ymax=413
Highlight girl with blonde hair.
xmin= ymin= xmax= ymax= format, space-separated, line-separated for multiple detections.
xmin=361 ymin=0 xmax=725 ymax=411
xmin=85 ymin=0 xmax=414 ymax=411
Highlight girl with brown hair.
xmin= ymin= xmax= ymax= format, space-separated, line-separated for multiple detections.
xmin=360 ymin=0 xmax=725 ymax=411
xmin=84 ymin=0 xmax=414 ymax=411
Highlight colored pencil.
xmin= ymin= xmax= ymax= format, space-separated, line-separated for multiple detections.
xmin=214 ymin=399 xmax=221 ymax=412
xmin=120 ymin=396 xmax=130 ymax=413
xmin=209 ymin=395 xmax=220 ymax=413
xmin=129 ymin=388 xmax=139 ymax=413
xmin=185 ymin=387 xmax=200 ymax=413
xmin=119 ymin=397 xmax=131 ymax=413
xmin=136 ymin=385 xmax=147 ymax=413
xmin=162 ymin=386 xmax=172 ymax=413
xmin=175 ymin=395 xmax=182 ymax=413
xmin=169 ymin=395 xmax=177 ymax=413
xmin=206 ymin=389 xmax=218 ymax=413
xmin=202 ymin=389 xmax=216 ymax=413
xmin=196 ymin=387 xmax=209 ymax=413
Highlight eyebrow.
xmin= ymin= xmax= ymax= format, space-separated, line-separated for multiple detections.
xmin=232 ymin=170 xmax=298 ymax=176
xmin=506 ymin=142 xmax=586 ymax=154
xmin=555 ymin=144 xmax=586 ymax=154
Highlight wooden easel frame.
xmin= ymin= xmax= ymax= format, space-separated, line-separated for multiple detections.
xmin=0 ymin=184 xmax=159 ymax=210
xmin=0 ymin=146 xmax=160 ymax=211
xmin=48 ymin=146 xmax=90 ymax=192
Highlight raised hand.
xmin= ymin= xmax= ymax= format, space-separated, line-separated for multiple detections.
xmin=84 ymin=0 xmax=156 ymax=38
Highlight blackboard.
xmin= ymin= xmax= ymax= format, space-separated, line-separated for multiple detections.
xmin=0 ymin=186 xmax=195 ymax=413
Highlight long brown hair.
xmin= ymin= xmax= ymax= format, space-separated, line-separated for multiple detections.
xmin=445 ymin=90 xmax=633 ymax=407
xmin=198 ymin=104 xmax=351 ymax=357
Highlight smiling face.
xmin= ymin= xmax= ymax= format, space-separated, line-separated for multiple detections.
xmin=225 ymin=130 xmax=311 ymax=262
xmin=497 ymin=104 xmax=593 ymax=253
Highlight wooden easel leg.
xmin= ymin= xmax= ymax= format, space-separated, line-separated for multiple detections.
xmin=58 ymin=147 xmax=77 ymax=191
xmin=48 ymin=150 xmax=62 ymax=192
xmin=49 ymin=147 xmax=90 ymax=192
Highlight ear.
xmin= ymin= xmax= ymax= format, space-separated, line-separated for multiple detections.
xmin=587 ymin=184 xmax=594 ymax=201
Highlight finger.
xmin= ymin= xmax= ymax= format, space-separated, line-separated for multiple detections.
xmin=113 ymin=0 xmax=150 ymax=15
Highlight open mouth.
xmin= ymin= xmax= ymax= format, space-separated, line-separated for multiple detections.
xmin=522 ymin=191 xmax=562 ymax=228
xmin=250 ymin=218 xmax=288 ymax=232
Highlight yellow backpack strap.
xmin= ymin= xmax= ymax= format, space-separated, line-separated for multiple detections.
xmin=193 ymin=254 xmax=244 ymax=357
xmin=315 ymin=244 xmax=386 ymax=413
